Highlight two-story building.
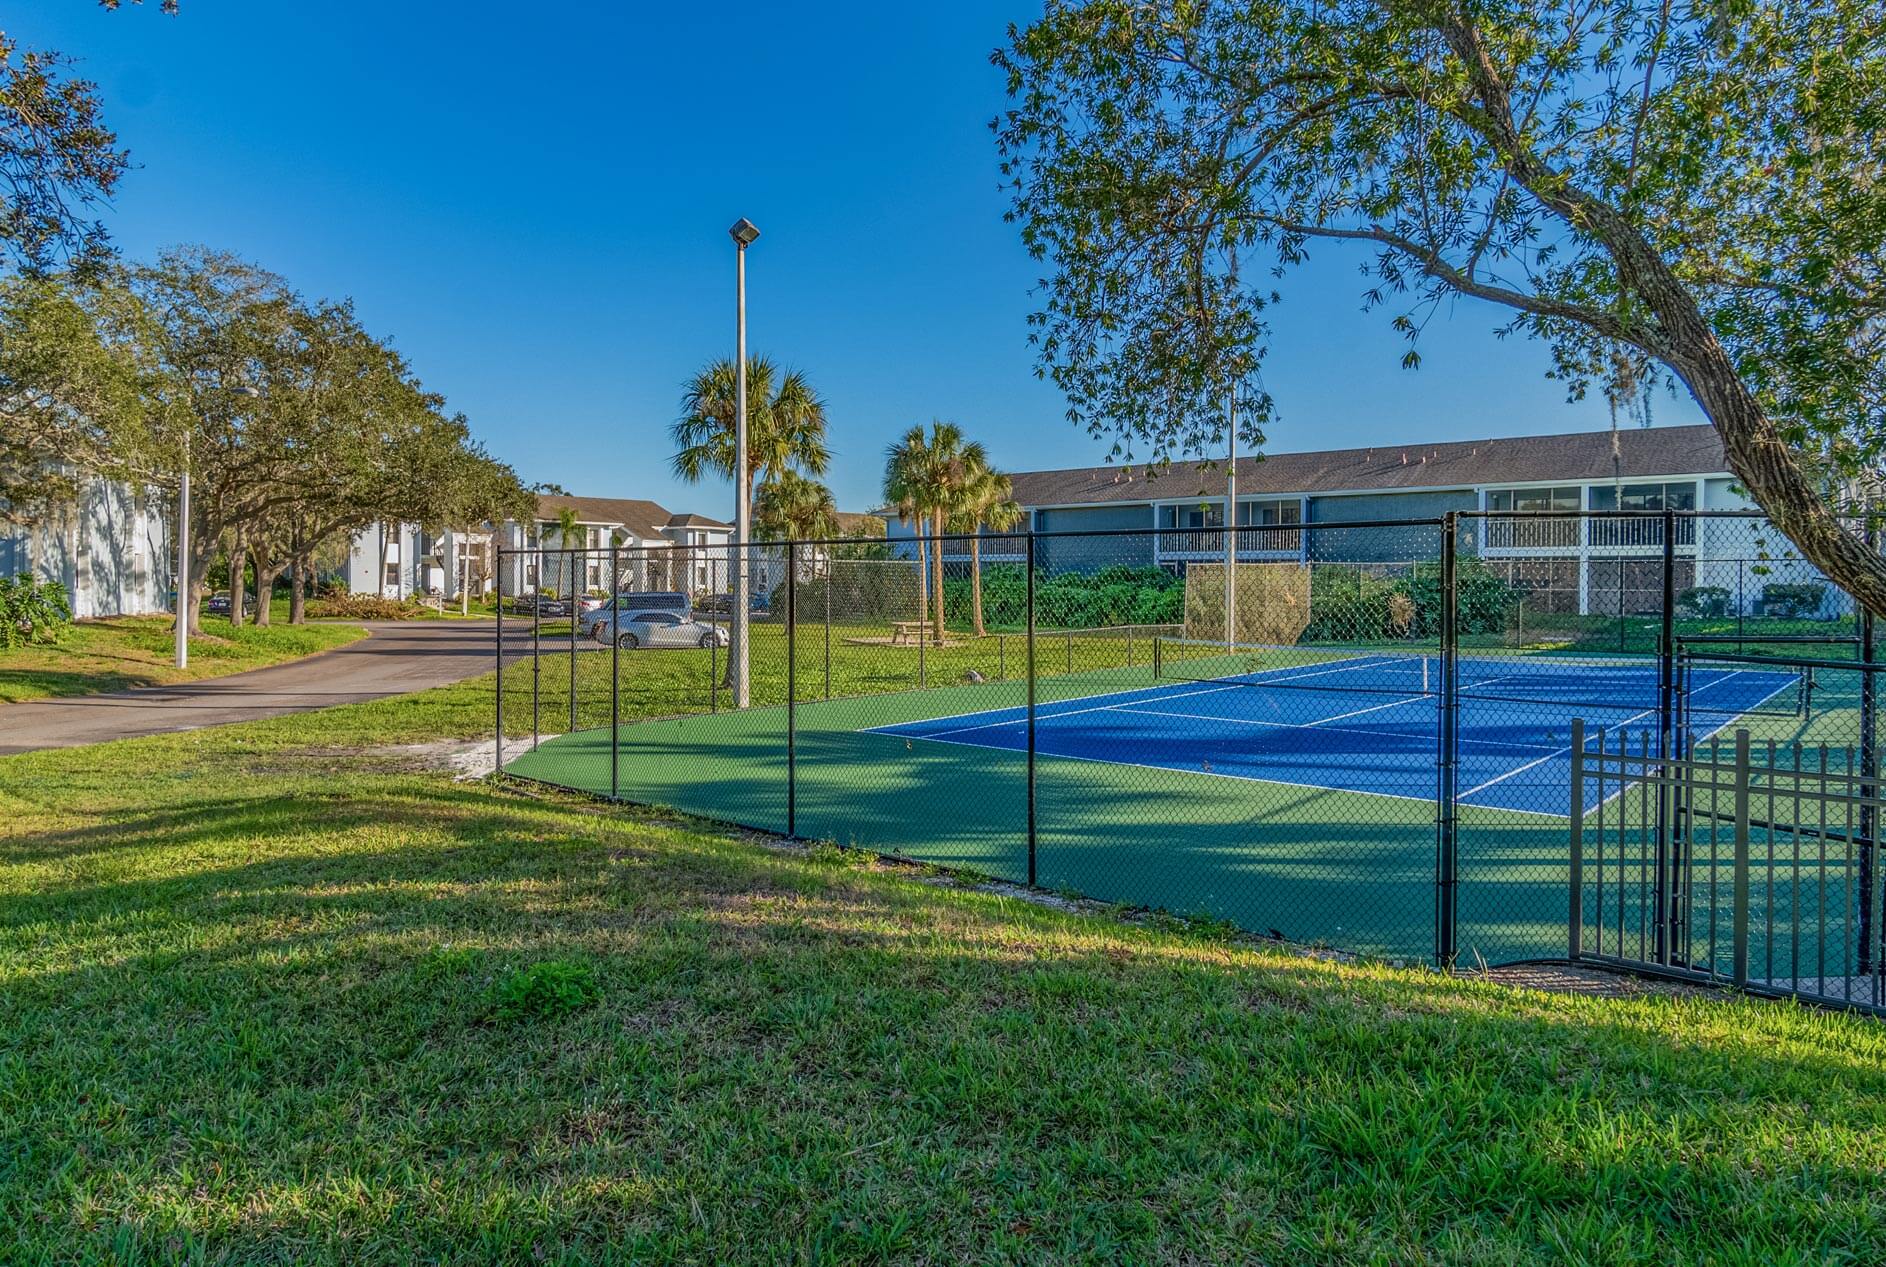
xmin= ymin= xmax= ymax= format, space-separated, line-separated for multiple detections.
xmin=350 ymin=495 xmax=736 ymax=601
xmin=888 ymin=424 xmax=1833 ymax=617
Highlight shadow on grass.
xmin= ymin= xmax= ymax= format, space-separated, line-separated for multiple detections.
xmin=4 ymin=756 xmax=1886 ymax=1262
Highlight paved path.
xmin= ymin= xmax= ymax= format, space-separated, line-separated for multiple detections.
xmin=0 ymin=620 xmax=527 ymax=755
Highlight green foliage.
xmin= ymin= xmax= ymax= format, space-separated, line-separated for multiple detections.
xmin=994 ymin=0 xmax=1886 ymax=611
xmin=1679 ymin=586 xmax=1734 ymax=619
xmin=1761 ymin=582 xmax=1831 ymax=620
xmin=1306 ymin=562 xmax=1516 ymax=642
xmin=943 ymin=564 xmax=1183 ymax=631
xmin=491 ymin=960 xmax=600 ymax=1023
xmin=0 ymin=574 xmax=73 ymax=648
xmin=305 ymin=594 xmax=431 ymax=621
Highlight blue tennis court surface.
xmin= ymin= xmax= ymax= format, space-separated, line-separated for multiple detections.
xmin=868 ymin=652 xmax=1802 ymax=816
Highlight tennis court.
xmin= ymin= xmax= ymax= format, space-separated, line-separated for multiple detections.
xmin=503 ymin=642 xmax=1813 ymax=965
xmin=869 ymin=645 xmax=1805 ymax=816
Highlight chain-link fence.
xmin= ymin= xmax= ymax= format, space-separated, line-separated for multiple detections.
xmin=491 ymin=511 xmax=1883 ymax=1010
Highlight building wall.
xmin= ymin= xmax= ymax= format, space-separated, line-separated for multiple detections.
xmin=1035 ymin=503 xmax=1156 ymax=574
xmin=1305 ymin=489 xmax=1475 ymax=562
xmin=0 ymin=478 xmax=172 ymax=619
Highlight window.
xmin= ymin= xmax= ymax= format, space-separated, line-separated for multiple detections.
xmin=1242 ymin=499 xmax=1301 ymax=526
xmin=1588 ymin=481 xmax=1697 ymax=512
xmin=1486 ymin=486 xmax=1580 ymax=514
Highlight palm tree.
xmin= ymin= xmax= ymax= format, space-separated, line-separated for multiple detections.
xmin=884 ymin=422 xmax=987 ymax=639
xmin=672 ymin=355 xmax=830 ymax=504
xmin=883 ymin=427 xmax=937 ymax=628
xmin=753 ymin=470 xmax=840 ymax=542
xmin=953 ymin=465 xmax=1024 ymax=637
xmin=553 ymin=505 xmax=580 ymax=598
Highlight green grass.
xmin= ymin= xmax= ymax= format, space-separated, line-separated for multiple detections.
xmin=3 ymin=687 xmax=1886 ymax=1262
xmin=0 ymin=614 xmax=367 ymax=704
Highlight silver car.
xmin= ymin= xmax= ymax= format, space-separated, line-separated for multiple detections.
xmin=592 ymin=609 xmax=729 ymax=650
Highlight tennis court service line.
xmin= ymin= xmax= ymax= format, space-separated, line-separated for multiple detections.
xmin=861 ymin=651 xmax=1401 ymax=742
xmin=1111 ymin=699 xmax=1564 ymax=755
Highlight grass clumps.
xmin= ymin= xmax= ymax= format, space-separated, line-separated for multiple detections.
xmin=491 ymin=959 xmax=600 ymax=1022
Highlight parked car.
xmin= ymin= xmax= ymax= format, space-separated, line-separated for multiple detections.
xmin=205 ymin=590 xmax=231 ymax=615
xmin=592 ymin=609 xmax=729 ymax=650
xmin=583 ymin=593 xmax=692 ymax=641
xmin=696 ymin=589 xmax=770 ymax=614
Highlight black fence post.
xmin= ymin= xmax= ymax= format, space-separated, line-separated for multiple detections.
xmin=1435 ymin=513 xmax=1459 ymax=967
xmin=1026 ymin=531 xmax=1037 ymax=888
xmin=494 ymin=553 xmax=504 ymax=776
xmin=823 ymin=563 xmax=832 ymax=701
xmin=531 ymin=548 xmax=541 ymax=750
xmin=1655 ymin=509 xmax=1678 ymax=964
xmin=710 ymin=549 xmax=719 ymax=713
xmin=610 ymin=543 xmax=620 ymax=801
xmin=787 ymin=542 xmax=797 ymax=839
xmin=1861 ymin=518 xmax=1879 ymax=975
xmin=568 ymin=549 xmax=578 ymax=736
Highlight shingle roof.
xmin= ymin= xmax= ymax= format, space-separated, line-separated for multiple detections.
xmin=666 ymin=512 xmax=731 ymax=529
xmin=534 ymin=495 xmax=672 ymax=539
xmin=1007 ymin=424 xmax=1728 ymax=508
xmin=834 ymin=511 xmax=885 ymax=535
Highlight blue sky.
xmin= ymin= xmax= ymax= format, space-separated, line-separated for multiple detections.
xmin=23 ymin=1 xmax=1702 ymax=516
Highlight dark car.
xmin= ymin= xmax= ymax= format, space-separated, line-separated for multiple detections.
xmin=205 ymin=590 xmax=232 ymax=615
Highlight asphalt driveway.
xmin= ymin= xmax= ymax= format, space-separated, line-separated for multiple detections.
xmin=0 ymin=620 xmax=528 ymax=756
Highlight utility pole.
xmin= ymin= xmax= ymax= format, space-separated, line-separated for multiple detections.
xmin=729 ymin=217 xmax=760 ymax=708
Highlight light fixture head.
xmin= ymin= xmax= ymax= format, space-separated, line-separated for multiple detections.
xmin=728 ymin=217 xmax=760 ymax=247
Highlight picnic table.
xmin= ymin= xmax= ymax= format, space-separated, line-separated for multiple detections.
xmin=891 ymin=620 xmax=938 ymax=645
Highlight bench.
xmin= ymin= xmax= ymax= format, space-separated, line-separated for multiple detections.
xmin=891 ymin=620 xmax=937 ymax=645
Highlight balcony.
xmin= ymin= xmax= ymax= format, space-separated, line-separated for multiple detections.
xmin=934 ymin=533 xmax=1029 ymax=561
xmin=1156 ymin=526 xmax=1303 ymax=559
xmin=1482 ymin=515 xmax=1697 ymax=556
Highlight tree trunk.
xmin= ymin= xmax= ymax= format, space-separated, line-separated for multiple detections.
xmin=289 ymin=553 xmax=310 ymax=624
xmin=1430 ymin=21 xmax=1886 ymax=620
xmin=970 ymin=533 xmax=985 ymax=638
xmin=251 ymin=538 xmax=281 ymax=626
xmin=378 ymin=523 xmax=390 ymax=600
xmin=931 ymin=510 xmax=946 ymax=642
xmin=915 ymin=526 xmax=928 ymax=633
xmin=461 ymin=527 xmax=471 ymax=616
xmin=228 ymin=534 xmax=248 ymax=626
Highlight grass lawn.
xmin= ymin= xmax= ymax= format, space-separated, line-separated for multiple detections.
xmin=2 ymin=681 xmax=1885 ymax=1262
xmin=0 ymin=614 xmax=367 ymax=704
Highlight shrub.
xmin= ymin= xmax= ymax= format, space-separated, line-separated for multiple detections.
xmin=1761 ymin=582 xmax=1829 ymax=620
xmin=304 ymin=594 xmax=429 ymax=620
xmin=1677 ymin=585 xmax=1732 ymax=619
xmin=0 ymin=574 xmax=74 ymax=648
xmin=491 ymin=960 xmax=600 ymax=1022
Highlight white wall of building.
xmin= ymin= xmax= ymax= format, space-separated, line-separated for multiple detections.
xmin=0 ymin=478 xmax=173 ymax=619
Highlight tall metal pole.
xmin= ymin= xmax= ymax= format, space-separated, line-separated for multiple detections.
xmin=174 ymin=470 xmax=190 ymax=668
xmin=1435 ymin=512 xmax=1459 ymax=967
xmin=1861 ymin=517 xmax=1879 ymax=975
xmin=610 ymin=543 xmax=620 ymax=800
xmin=1225 ymin=378 xmax=1237 ymax=650
xmin=730 ymin=218 xmax=759 ymax=710
xmin=1026 ymin=530 xmax=1038 ymax=887
xmin=787 ymin=541 xmax=797 ymax=838
xmin=1655 ymin=508 xmax=1678 ymax=964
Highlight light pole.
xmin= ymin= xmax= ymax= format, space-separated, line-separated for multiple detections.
xmin=730 ymin=216 xmax=759 ymax=708
xmin=174 ymin=461 xmax=191 ymax=668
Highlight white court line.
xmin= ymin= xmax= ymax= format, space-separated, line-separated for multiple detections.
xmin=861 ymin=725 xmax=1567 ymax=820
xmin=874 ymin=680 xmax=1246 ymax=741
xmin=859 ymin=652 xmax=1401 ymax=741
xmin=1455 ymin=666 xmax=1801 ymax=804
xmin=1114 ymin=702 xmax=1563 ymax=755
xmin=1458 ymin=706 xmax=1658 ymax=798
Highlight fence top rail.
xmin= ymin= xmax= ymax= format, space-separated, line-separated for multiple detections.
xmin=495 ymin=517 xmax=1458 ymax=557
xmin=1682 ymin=648 xmax=1886 ymax=672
